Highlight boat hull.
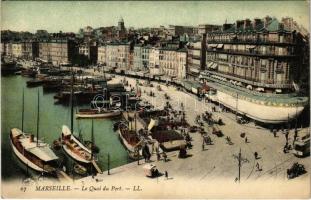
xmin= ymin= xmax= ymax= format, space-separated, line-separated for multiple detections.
xmin=10 ymin=135 xmax=48 ymax=173
xmin=118 ymin=129 xmax=137 ymax=153
xmin=76 ymin=110 xmax=121 ymax=119
xmin=62 ymin=144 xmax=91 ymax=164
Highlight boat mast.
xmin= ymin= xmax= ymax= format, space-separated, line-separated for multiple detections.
xmin=70 ymin=72 xmax=74 ymax=134
xmin=91 ymin=119 xmax=94 ymax=160
xmin=21 ymin=88 xmax=25 ymax=133
xmin=235 ymin=93 xmax=239 ymax=120
xmin=36 ymin=89 xmax=40 ymax=146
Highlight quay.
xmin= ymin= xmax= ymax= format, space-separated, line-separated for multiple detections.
xmin=77 ymin=70 xmax=310 ymax=195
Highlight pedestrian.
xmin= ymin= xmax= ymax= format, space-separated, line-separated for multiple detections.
xmin=254 ymin=152 xmax=258 ymax=159
xmin=273 ymin=129 xmax=277 ymax=137
xmin=256 ymin=162 xmax=260 ymax=171
xmin=165 ymin=171 xmax=168 ymax=180
xmin=293 ymin=130 xmax=298 ymax=145
xmin=283 ymin=142 xmax=289 ymax=153
xmin=163 ymin=152 xmax=167 ymax=162
xmin=202 ymin=141 xmax=205 ymax=151
xmin=285 ymin=129 xmax=289 ymax=142
xmin=157 ymin=152 xmax=161 ymax=161
xmin=245 ymin=137 xmax=248 ymax=143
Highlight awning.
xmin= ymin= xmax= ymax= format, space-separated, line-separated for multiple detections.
xmin=216 ymin=44 xmax=224 ymax=48
xmin=207 ymin=62 xmax=214 ymax=68
xmin=190 ymin=68 xmax=200 ymax=73
xmin=208 ymin=44 xmax=217 ymax=48
xmin=246 ymin=45 xmax=256 ymax=49
xmin=210 ymin=63 xmax=218 ymax=69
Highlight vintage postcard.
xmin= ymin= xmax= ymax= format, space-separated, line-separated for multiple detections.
xmin=1 ymin=0 xmax=310 ymax=198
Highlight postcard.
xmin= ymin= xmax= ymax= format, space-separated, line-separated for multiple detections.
xmin=1 ymin=1 xmax=310 ymax=198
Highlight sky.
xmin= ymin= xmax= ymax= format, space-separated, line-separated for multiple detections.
xmin=1 ymin=1 xmax=310 ymax=33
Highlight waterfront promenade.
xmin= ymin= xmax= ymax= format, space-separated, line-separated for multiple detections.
xmin=76 ymin=70 xmax=310 ymax=197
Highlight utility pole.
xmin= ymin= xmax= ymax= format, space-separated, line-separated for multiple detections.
xmin=236 ymin=93 xmax=239 ymax=120
xmin=233 ymin=148 xmax=248 ymax=183
xmin=238 ymin=148 xmax=241 ymax=182
xmin=137 ymin=148 xmax=140 ymax=165
xmin=107 ymin=153 xmax=110 ymax=175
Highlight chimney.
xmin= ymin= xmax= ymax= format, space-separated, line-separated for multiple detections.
xmin=223 ymin=23 xmax=233 ymax=31
xmin=253 ymin=18 xmax=263 ymax=29
xmin=236 ymin=20 xmax=244 ymax=29
xmin=244 ymin=19 xmax=251 ymax=29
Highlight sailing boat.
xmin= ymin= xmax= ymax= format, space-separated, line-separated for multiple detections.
xmin=10 ymin=89 xmax=59 ymax=174
xmin=75 ymin=89 xmax=121 ymax=119
xmin=61 ymin=73 xmax=102 ymax=173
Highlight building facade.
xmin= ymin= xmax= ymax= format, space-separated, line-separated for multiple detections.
xmin=106 ymin=42 xmax=131 ymax=69
xmin=39 ymin=39 xmax=76 ymax=66
xmin=187 ymin=38 xmax=205 ymax=79
xmin=168 ymin=25 xmax=194 ymax=36
xmin=11 ymin=43 xmax=23 ymax=58
xmin=205 ymin=17 xmax=303 ymax=93
xmin=22 ymin=41 xmax=39 ymax=60
xmin=97 ymin=45 xmax=107 ymax=65
xmin=133 ymin=45 xmax=144 ymax=70
xmin=159 ymin=47 xmax=187 ymax=79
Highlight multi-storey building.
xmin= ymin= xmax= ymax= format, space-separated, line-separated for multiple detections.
xmin=11 ymin=43 xmax=23 ymax=58
xmin=79 ymin=43 xmax=90 ymax=57
xmin=142 ymin=45 xmax=151 ymax=69
xmin=4 ymin=43 xmax=13 ymax=57
xmin=106 ymin=41 xmax=132 ymax=70
xmin=205 ymin=17 xmax=302 ymax=92
xmin=187 ymin=38 xmax=205 ymax=79
xmin=22 ymin=41 xmax=39 ymax=60
xmin=198 ymin=24 xmax=222 ymax=35
xmin=148 ymin=47 xmax=161 ymax=76
xmin=187 ymin=24 xmax=221 ymax=80
xmin=39 ymin=39 xmax=76 ymax=66
xmin=168 ymin=25 xmax=194 ymax=36
xmin=0 ymin=43 xmax=4 ymax=56
xmin=133 ymin=44 xmax=144 ymax=70
xmin=78 ymin=42 xmax=98 ymax=64
xmin=159 ymin=47 xmax=187 ymax=79
xmin=97 ymin=45 xmax=107 ymax=65
xmin=1 ymin=41 xmax=39 ymax=60
xmin=199 ymin=16 xmax=309 ymax=124
xmin=149 ymin=47 xmax=160 ymax=68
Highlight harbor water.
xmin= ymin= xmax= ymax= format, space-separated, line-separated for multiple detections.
xmin=1 ymin=75 xmax=129 ymax=180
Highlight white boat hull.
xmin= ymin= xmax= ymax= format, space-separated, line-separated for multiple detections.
xmin=10 ymin=139 xmax=47 ymax=173
xmin=76 ymin=111 xmax=121 ymax=119
xmin=211 ymin=90 xmax=305 ymax=124
xmin=62 ymin=145 xmax=91 ymax=164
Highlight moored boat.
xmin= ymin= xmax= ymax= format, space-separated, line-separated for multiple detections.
xmin=61 ymin=73 xmax=102 ymax=174
xmin=10 ymin=128 xmax=59 ymax=174
xmin=26 ymin=79 xmax=45 ymax=87
xmin=61 ymin=125 xmax=92 ymax=164
xmin=10 ymin=90 xmax=59 ymax=175
xmin=76 ymin=108 xmax=121 ymax=119
xmin=118 ymin=123 xmax=143 ymax=159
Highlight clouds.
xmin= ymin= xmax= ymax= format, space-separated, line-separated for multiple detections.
xmin=1 ymin=1 xmax=309 ymax=33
